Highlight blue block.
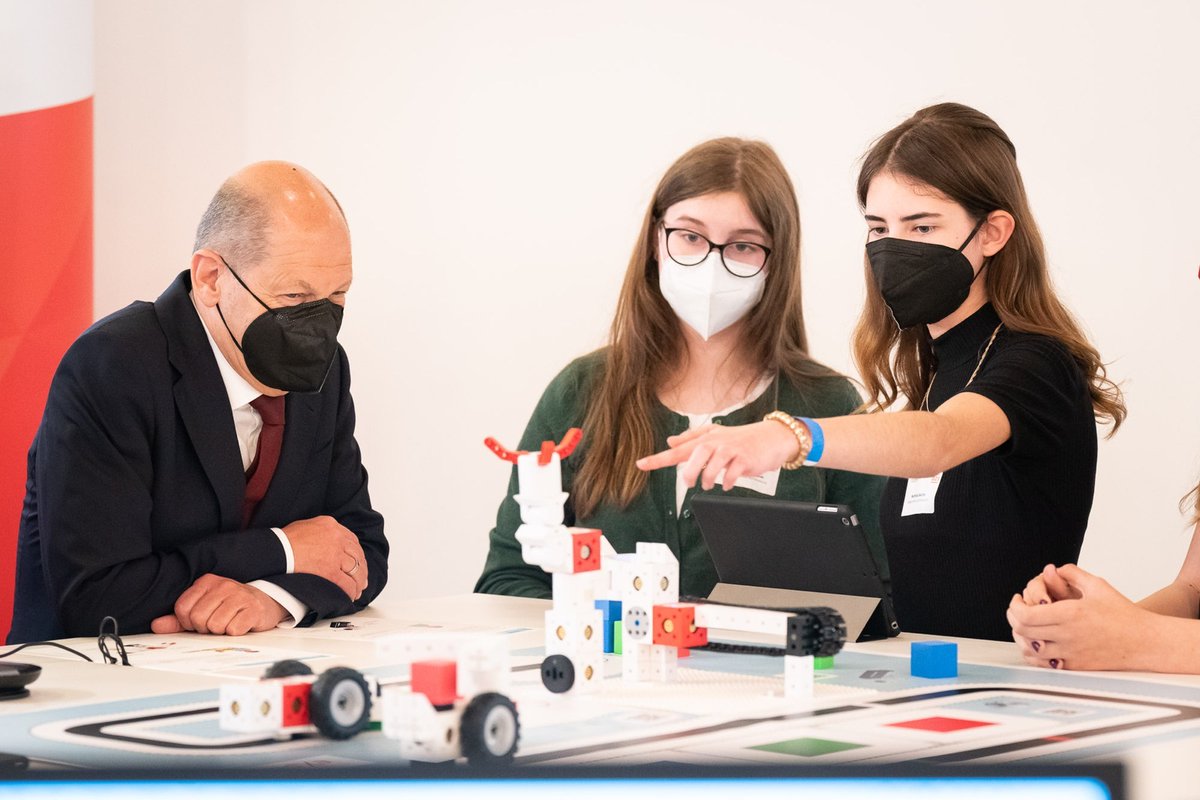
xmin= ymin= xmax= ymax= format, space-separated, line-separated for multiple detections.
xmin=595 ymin=599 xmax=622 ymax=653
xmin=910 ymin=641 xmax=957 ymax=678
xmin=595 ymin=599 xmax=622 ymax=621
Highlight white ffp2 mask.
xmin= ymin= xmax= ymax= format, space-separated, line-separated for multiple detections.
xmin=658 ymin=248 xmax=766 ymax=340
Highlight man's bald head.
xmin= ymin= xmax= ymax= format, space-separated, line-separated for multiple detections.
xmin=193 ymin=161 xmax=347 ymax=269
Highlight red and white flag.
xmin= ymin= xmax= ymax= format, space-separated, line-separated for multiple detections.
xmin=0 ymin=0 xmax=93 ymax=639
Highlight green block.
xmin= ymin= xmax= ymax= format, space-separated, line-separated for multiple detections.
xmin=613 ymin=620 xmax=623 ymax=655
xmin=814 ymin=655 xmax=835 ymax=670
xmin=751 ymin=737 xmax=865 ymax=758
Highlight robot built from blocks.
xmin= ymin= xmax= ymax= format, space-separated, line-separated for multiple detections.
xmin=220 ymin=635 xmax=520 ymax=765
xmin=485 ymin=429 xmax=845 ymax=698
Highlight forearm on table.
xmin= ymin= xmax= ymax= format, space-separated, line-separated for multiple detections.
xmin=1136 ymin=613 xmax=1200 ymax=673
xmin=54 ymin=529 xmax=288 ymax=634
xmin=1138 ymin=581 xmax=1200 ymax=619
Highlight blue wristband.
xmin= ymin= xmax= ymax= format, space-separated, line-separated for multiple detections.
xmin=799 ymin=417 xmax=824 ymax=465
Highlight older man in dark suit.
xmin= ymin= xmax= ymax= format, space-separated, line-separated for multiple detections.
xmin=8 ymin=161 xmax=388 ymax=642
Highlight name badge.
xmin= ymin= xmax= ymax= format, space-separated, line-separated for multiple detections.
xmin=714 ymin=467 xmax=781 ymax=497
xmin=900 ymin=472 xmax=942 ymax=516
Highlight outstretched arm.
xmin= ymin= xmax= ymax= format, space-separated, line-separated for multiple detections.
xmin=637 ymin=392 xmax=1010 ymax=488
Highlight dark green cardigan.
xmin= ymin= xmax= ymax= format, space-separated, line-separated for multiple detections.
xmin=475 ymin=350 xmax=887 ymax=599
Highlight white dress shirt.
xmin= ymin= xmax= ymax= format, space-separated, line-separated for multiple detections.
xmin=195 ymin=300 xmax=309 ymax=628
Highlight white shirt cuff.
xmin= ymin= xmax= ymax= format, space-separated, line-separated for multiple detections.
xmin=271 ymin=527 xmax=295 ymax=573
xmin=250 ymin=580 xmax=309 ymax=629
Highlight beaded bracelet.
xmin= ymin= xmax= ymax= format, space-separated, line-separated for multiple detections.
xmin=763 ymin=410 xmax=812 ymax=470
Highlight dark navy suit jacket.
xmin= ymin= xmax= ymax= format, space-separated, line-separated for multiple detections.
xmin=8 ymin=271 xmax=388 ymax=643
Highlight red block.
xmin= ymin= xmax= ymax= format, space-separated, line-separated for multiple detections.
xmin=412 ymin=660 xmax=458 ymax=707
xmin=281 ymin=682 xmax=312 ymax=727
xmin=571 ymin=528 xmax=601 ymax=573
xmin=652 ymin=604 xmax=707 ymax=648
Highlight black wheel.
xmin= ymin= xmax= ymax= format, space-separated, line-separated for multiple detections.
xmin=810 ymin=607 xmax=848 ymax=657
xmin=786 ymin=607 xmax=847 ymax=657
xmin=540 ymin=654 xmax=575 ymax=694
xmin=459 ymin=692 xmax=520 ymax=764
xmin=309 ymin=667 xmax=371 ymax=739
xmin=261 ymin=659 xmax=314 ymax=680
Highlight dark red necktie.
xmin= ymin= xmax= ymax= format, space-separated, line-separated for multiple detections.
xmin=242 ymin=394 xmax=285 ymax=528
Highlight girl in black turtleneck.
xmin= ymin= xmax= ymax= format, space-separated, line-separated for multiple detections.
xmin=638 ymin=103 xmax=1126 ymax=641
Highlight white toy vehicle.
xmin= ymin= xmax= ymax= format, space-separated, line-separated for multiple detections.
xmin=377 ymin=633 xmax=520 ymax=764
xmin=382 ymin=678 xmax=519 ymax=764
xmin=219 ymin=634 xmax=521 ymax=765
xmin=219 ymin=660 xmax=374 ymax=740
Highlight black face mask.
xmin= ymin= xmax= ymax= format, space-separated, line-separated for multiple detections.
xmin=865 ymin=218 xmax=987 ymax=330
xmin=215 ymin=258 xmax=344 ymax=394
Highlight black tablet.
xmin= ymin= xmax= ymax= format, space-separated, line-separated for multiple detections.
xmin=691 ymin=495 xmax=900 ymax=641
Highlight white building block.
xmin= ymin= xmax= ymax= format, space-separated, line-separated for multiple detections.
xmin=649 ymin=643 xmax=677 ymax=682
xmin=563 ymin=650 xmax=605 ymax=692
xmin=692 ymin=604 xmax=792 ymax=637
xmin=552 ymin=568 xmax=608 ymax=609
xmin=613 ymin=543 xmax=680 ymax=608
xmin=599 ymin=535 xmax=618 ymax=561
xmin=515 ymin=451 xmax=566 ymax=504
xmin=454 ymin=636 xmax=511 ymax=696
xmin=219 ymin=681 xmax=287 ymax=736
xmin=622 ymin=641 xmax=654 ymax=682
xmin=544 ymin=608 xmax=604 ymax=694
xmin=621 ymin=641 xmax=677 ymax=683
xmin=376 ymin=631 xmax=467 ymax=664
xmin=544 ymin=608 xmax=604 ymax=653
xmin=516 ymin=523 xmax=573 ymax=572
xmin=513 ymin=495 xmax=569 ymax=528
xmin=375 ymin=633 xmax=513 ymax=697
xmin=634 ymin=542 xmax=675 ymax=562
xmin=383 ymin=690 xmax=460 ymax=762
xmin=784 ymin=654 xmax=815 ymax=698
xmin=616 ymin=542 xmax=679 ymax=667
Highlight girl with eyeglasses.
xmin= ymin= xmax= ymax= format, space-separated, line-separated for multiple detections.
xmin=476 ymin=138 xmax=886 ymax=599
xmin=639 ymin=104 xmax=1125 ymax=640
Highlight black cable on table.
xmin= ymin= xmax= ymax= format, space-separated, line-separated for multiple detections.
xmin=0 ymin=641 xmax=94 ymax=663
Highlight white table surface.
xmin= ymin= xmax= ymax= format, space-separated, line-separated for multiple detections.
xmin=4 ymin=593 xmax=1198 ymax=799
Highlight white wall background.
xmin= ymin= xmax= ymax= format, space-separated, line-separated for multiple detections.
xmin=94 ymin=1 xmax=1200 ymax=605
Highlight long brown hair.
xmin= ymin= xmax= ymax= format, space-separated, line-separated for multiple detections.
xmin=1182 ymin=482 xmax=1200 ymax=525
xmin=851 ymin=103 xmax=1126 ymax=433
xmin=573 ymin=137 xmax=838 ymax=518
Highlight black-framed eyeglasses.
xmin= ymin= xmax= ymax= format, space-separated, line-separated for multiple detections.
xmin=663 ymin=227 xmax=770 ymax=278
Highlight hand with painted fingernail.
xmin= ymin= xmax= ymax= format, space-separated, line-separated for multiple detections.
xmin=1021 ymin=564 xmax=1081 ymax=606
xmin=1007 ymin=565 xmax=1156 ymax=671
xmin=1042 ymin=564 xmax=1082 ymax=602
xmin=1007 ymin=593 xmax=1047 ymax=667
